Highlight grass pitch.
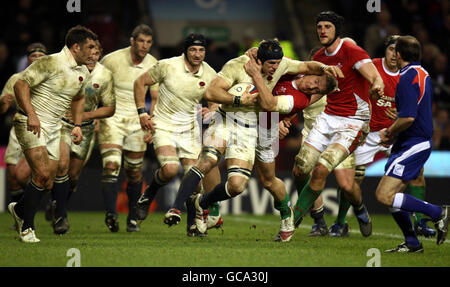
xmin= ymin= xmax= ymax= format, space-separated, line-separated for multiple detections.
xmin=0 ymin=211 xmax=449 ymax=267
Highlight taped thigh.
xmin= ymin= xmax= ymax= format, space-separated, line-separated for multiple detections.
xmin=294 ymin=144 xmax=321 ymax=174
xmin=317 ymin=146 xmax=348 ymax=172
xmin=101 ymin=148 xmax=122 ymax=177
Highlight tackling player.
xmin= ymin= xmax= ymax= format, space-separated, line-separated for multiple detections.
xmin=292 ymin=11 xmax=384 ymax=233
xmin=249 ymin=65 xmax=338 ymax=242
xmin=377 ymin=35 xmax=449 ymax=252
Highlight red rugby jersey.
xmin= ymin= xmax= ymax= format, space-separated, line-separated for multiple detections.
xmin=368 ymin=58 xmax=399 ymax=131
xmin=272 ymin=74 xmax=311 ymax=119
xmin=313 ymin=39 xmax=371 ymax=120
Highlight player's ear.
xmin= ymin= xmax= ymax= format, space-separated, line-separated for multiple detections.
xmin=130 ymin=37 xmax=134 ymax=46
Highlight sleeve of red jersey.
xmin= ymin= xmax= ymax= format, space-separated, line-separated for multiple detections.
xmin=348 ymin=45 xmax=372 ymax=70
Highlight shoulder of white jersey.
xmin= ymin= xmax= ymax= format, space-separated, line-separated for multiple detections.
xmin=144 ymin=53 xmax=158 ymax=64
xmin=201 ymin=60 xmax=217 ymax=74
xmin=101 ymin=47 xmax=128 ymax=63
xmin=94 ymin=62 xmax=113 ymax=78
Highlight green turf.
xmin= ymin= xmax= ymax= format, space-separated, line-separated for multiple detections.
xmin=0 ymin=211 xmax=449 ymax=267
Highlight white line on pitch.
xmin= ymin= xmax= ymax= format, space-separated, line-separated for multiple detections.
xmin=227 ymin=216 xmax=450 ymax=245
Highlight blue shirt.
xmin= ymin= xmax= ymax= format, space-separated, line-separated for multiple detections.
xmin=394 ymin=62 xmax=434 ymax=144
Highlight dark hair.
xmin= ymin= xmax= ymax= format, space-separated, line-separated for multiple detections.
xmin=27 ymin=42 xmax=47 ymax=55
xmin=131 ymin=24 xmax=153 ymax=39
xmin=257 ymin=39 xmax=283 ymax=64
xmin=309 ymin=46 xmax=322 ymax=60
xmin=395 ymin=35 xmax=422 ymax=62
xmin=384 ymin=35 xmax=400 ymax=50
xmin=323 ymin=74 xmax=338 ymax=94
xmin=65 ymin=25 xmax=98 ymax=48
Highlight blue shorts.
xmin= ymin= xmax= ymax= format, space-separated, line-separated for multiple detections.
xmin=384 ymin=139 xmax=432 ymax=181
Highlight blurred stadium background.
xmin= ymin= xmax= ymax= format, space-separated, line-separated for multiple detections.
xmin=0 ymin=0 xmax=449 ymax=215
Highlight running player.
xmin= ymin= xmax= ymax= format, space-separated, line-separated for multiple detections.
xmin=292 ymin=11 xmax=384 ymax=233
xmin=1 ymin=43 xmax=47 ymax=206
xmin=50 ymin=40 xmax=115 ymax=234
xmin=98 ymin=24 xmax=158 ymax=232
xmin=8 ymin=25 xmax=97 ymax=242
xmin=377 ymin=35 xmax=449 ymax=252
xmin=133 ymin=34 xmax=219 ymax=236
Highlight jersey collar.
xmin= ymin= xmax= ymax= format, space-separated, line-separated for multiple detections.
xmin=382 ymin=58 xmax=399 ymax=76
xmin=183 ymin=54 xmax=204 ymax=77
xmin=324 ymin=39 xmax=343 ymax=56
xmin=399 ymin=61 xmax=421 ymax=74
xmin=127 ymin=46 xmax=147 ymax=68
xmin=62 ymin=46 xmax=79 ymax=68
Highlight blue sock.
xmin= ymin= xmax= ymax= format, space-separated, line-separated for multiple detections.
xmin=393 ymin=193 xmax=441 ymax=220
xmin=173 ymin=167 xmax=203 ymax=211
xmin=391 ymin=208 xmax=420 ymax=247
xmin=200 ymin=181 xmax=230 ymax=210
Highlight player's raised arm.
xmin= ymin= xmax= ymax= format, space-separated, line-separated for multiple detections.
xmin=358 ymin=61 xmax=385 ymax=99
xmin=298 ymin=60 xmax=344 ymax=78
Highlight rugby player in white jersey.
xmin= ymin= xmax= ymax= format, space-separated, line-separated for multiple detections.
xmin=8 ymin=25 xmax=97 ymax=242
xmin=98 ymin=24 xmax=158 ymax=232
xmin=49 ymin=40 xmax=115 ymax=234
xmin=1 ymin=43 xmax=47 ymax=207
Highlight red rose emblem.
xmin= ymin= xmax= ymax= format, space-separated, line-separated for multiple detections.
xmin=267 ymin=76 xmax=273 ymax=81
xmin=79 ymin=76 xmax=83 ymax=82
xmin=199 ymin=81 xmax=205 ymax=87
xmin=93 ymin=83 xmax=99 ymax=89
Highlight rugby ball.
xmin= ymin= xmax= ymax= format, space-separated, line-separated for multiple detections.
xmin=227 ymin=83 xmax=257 ymax=97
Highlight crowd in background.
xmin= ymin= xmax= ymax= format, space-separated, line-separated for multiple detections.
xmin=0 ymin=0 xmax=449 ymax=153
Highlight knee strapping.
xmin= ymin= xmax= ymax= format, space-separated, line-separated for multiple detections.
xmin=202 ymin=145 xmax=222 ymax=162
xmin=124 ymin=155 xmax=144 ymax=173
xmin=355 ymin=165 xmax=366 ymax=181
xmin=318 ymin=147 xmax=348 ymax=172
xmin=157 ymin=154 xmax=179 ymax=168
xmin=227 ymin=165 xmax=252 ymax=180
xmin=294 ymin=145 xmax=321 ymax=174
xmin=101 ymin=148 xmax=122 ymax=177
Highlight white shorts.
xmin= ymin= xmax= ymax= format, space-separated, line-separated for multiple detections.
xmin=354 ymin=131 xmax=391 ymax=166
xmin=4 ymin=127 xmax=24 ymax=165
xmin=13 ymin=113 xmax=61 ymax=161
xmin=61 ymin=120 xmax=96 ymax=160
xmin=301 ymin=119 xmax=355 ymax=170
xmin=305 ymin=112 xmax=367 ymax=154
xmin=152 ymin=117 xmax=202 ymax=160
xmin=204 ymin=113 xmax=258 ymax=165
xmin=255 ymin=124 xmax=279 ymax=164
xmin=98 ymin=114 xmax=147 ymax=152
